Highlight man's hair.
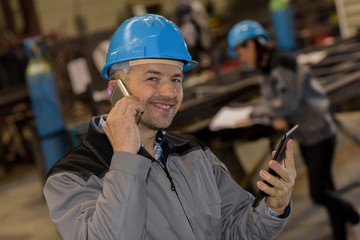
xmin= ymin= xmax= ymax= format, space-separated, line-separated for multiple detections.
xmin=109 ymin=61 xmax=129 ymax=80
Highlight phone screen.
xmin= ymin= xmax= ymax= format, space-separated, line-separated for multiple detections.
xmin=252 ymin=124 xmax=298 ymax=208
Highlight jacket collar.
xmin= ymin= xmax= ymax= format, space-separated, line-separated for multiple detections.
xmin=85 ymin=116 xmax=191 ymax=166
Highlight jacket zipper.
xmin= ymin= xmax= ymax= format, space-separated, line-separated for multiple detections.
xmin=163 ymin=165 xmax=176 ymax=191
xmin=158 ymin=153 xmax=176 ymax=191
xmin=160 ymin=154 xmax=195 ymax=235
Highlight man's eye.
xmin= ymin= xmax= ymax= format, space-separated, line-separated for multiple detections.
xmin=172 ymin=78 xmax=182 ymax=84
xmin=148 ymin=77 xmax=157 ymax=81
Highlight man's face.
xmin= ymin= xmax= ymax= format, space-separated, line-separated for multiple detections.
xmin=126 ymin=63 xmax=184 ymax=130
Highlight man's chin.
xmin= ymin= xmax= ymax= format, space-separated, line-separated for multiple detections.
xmin=141 ymin=116 xmax=174 ymax=130
xmin=153 ymin=120 xmax=172 ymax=130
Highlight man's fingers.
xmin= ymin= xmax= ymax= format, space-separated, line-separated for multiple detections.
xmin=257 ymin=181 xmax=276 ymax=196
xmin=259 ymin=170 xmax=285 ymax=191
xmin=284 ymin=139 xmax=296 ymax=177
xmin=271 ymin=150 xmax=276 ymax=158
xmin=110 ymin=96 xmax=143 ymax=119
xmin=270 ymin=139 xmax=295 ymax=180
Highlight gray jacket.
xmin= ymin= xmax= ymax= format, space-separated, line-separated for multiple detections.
xmin=251 ymin=51 xmax=336 ymax=145
xmin=43 ymin=116 xmax=290 ymax=240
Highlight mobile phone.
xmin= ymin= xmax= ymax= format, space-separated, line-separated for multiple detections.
xmin=252 ymin=124 xmax=298 ymax=208
xmin=109 ymin=79 xmax=130 ymax=107
xmin=109 ymin=79 xmax=141 ymax=123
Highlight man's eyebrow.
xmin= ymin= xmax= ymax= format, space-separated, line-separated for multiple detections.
xmin=145 ymin=69 xmax=162 ymax=75
xmin=172 ymin=73 xmax=184 ymax=78
xmin=145 ymin=69 xmax=184 ymax=78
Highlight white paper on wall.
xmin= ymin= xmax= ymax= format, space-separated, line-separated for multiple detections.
xmin=67 ymin=57 xmax=91 ymax=94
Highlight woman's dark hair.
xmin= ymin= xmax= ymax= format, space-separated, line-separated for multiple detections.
xmin=253 ymin=39 xmax=271 ymax=69
xmin=241 ymin=38 xmax=271 ymax=69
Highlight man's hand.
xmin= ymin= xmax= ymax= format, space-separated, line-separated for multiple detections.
xmin=103 ymin=96 xmax=144 ymax=153
xmin=257 ymin=139 xmax=296 ymax=216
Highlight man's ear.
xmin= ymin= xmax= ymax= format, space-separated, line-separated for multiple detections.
xmin=108 ymin=80 xmax=117 ymax=93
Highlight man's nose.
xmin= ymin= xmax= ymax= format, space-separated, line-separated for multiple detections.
xmin=159 ymin=81 xmax=177 ymax=98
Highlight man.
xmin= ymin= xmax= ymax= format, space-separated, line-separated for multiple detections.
xmin=227 ymin=20 xmax=360 ymax=240
xmin=44 ymin=14 xmax=296 ymax=240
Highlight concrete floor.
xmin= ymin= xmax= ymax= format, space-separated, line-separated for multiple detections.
xmin=0 ymin=111 xmax=359 ymax=240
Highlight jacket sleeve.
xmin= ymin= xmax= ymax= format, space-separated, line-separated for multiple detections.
xmin=210 ymin=151 xmax=290 ymax=239
xmin=43 ymin=151 xmax=151 ymax=240
xmin=251 ymin=65 xmax=302 ymax=121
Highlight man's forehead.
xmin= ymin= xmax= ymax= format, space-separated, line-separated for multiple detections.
xmin=129 ymin=59 xmax=184 ymax=71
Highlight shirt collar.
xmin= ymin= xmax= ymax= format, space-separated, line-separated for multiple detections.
xmin=98 ymin=114 xmax=107 ymax=130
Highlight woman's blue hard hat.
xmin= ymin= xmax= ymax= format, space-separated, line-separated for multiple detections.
xmin=227 ymin=20 xmax=269 ymax=58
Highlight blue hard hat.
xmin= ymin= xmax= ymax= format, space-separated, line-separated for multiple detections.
xmin=101 ymin=14 xmax=198 ymax=79
xmin=227 ymin=20 xmax=269 ymax=58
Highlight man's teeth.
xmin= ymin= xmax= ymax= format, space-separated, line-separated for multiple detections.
xmin=158 ymin=104 xmax=171 ymax=109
